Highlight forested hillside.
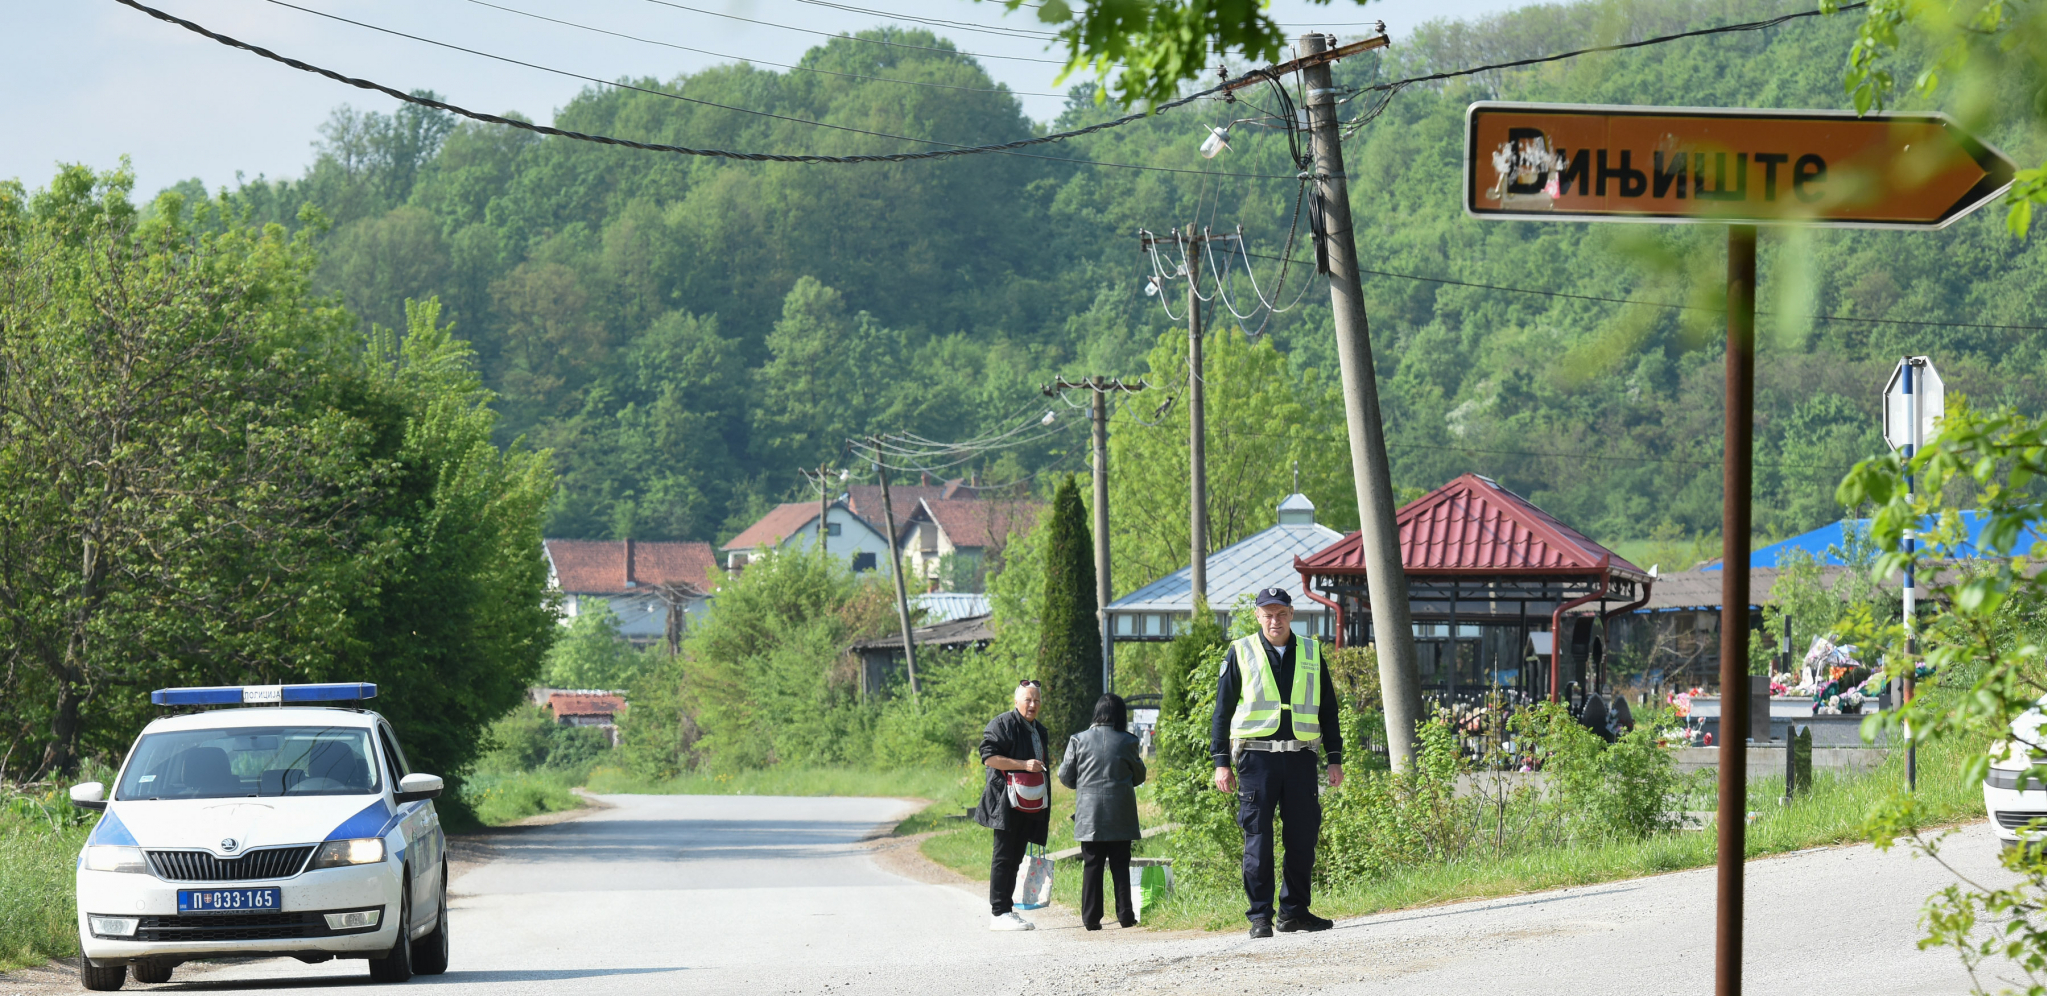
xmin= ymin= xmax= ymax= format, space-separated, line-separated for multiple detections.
xmin=148 ymin=0 xmax=2047 ymax=590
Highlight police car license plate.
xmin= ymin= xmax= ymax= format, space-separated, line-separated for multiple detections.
xmin=178 ymin=888 xmax=282 ymax=913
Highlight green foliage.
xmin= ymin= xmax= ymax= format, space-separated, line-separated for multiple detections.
xmin=544 ymin=604 xmax=654 ymax=690
xmin=479 ymin=706 xmax=614 ymax=773
xmin=1158 ymin=606 xmax=1228 ymax=767
xmin=1838 ymin=397 xmax=2047 ymax=991
xmin=1107 ymin=331 xmax=1358 ymax=596
xmin=123 ymin=0 xmax=2047 ymax=573
xmin=615 ymin=545 xmax=898 ymax=774
xmin=1831 ymin=0 xmax=2047 ymax=242
xmin=0 ymin=167 xmax=554 ymax=790
xmin=0 ymin=775 xmax=110 ymax=969
xmin=1037 ymin=476 xmax=1103 ymax=745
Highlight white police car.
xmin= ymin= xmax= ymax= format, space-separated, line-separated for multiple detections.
xmin=69 ymin=683 xmax=449 ymax=990
xmin=1985 ymin=699 xmax=2047 ymax=849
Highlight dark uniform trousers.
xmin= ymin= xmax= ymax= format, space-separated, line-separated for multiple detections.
xmin=1236 ymin=748 xmax=1321 ymax=922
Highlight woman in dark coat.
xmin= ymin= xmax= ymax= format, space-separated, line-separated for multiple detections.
xmin=1057 ymin=693 xmax=1148 ymax=930
xmin=976 ymin=680 xmax=1052 ymax=930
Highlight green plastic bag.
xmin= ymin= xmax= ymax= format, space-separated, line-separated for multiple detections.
xmin=1134 ymin=861 xmax=1173 ymax=921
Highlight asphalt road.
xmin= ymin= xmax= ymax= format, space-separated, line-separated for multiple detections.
xmin=107 ymin=793 xmax=2014 ymax=995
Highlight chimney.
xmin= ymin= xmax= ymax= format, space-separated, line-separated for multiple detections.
xmin=624 ymin=538 xmax=638 ymax=587
xmin=920 ymin=471 xmax=931 ymax=486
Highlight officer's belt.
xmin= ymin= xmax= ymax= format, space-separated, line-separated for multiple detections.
xmin=1238 ymin=739 xmax=1315 ymax=753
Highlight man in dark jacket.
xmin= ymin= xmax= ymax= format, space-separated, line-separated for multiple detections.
xmin=1212 ymin=587 xmax=1343 ymax=938
xmin=976 ymin=680 xmax=1051 ymax=931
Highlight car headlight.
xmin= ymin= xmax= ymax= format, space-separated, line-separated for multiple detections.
xmin=307 ymin=838 xmax=386 ymax=870
xmin=84 ymin=846 xmax=150 ymax=874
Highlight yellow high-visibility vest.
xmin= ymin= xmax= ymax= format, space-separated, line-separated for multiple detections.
xmin=1228 ymin=634 xmax=1322 ymax=741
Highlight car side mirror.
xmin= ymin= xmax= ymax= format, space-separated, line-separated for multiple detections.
xmin=395 ymin=773 xmax=443 ymax=803
xmin=70 ymin=782 xmax=107 ymax=812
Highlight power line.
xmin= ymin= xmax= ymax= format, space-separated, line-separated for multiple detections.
xmin=455 ymin=0 xmax=1066 ymax=95
xmin=787 ymin=0 xmax=1059 ymax=39
xmin=124 ymin=0 xmax=1294 ymax=176
xmin=1342 ymin=2 xmax=1871 ymax=134
xmin=636 ymin=0 xmax=1066 ymax=63
xmin=1115 ymin=414 xmax=1862 ymax=474
xmin=1233 ymin=249 xmax=2047 ymax=333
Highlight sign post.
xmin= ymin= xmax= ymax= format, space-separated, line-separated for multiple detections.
xmin=1882 ymin=356 xmax=1942 ymax=791
xmin=1465 ymin=103 xmax=2011 ymax=996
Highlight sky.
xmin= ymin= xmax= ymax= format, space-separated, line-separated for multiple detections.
xmin=4 ymin=0 xmax=1537 ymax=197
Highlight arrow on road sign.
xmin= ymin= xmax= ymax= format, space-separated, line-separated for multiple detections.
xmin=1465 ymin=103 xmax=2017 ymax=229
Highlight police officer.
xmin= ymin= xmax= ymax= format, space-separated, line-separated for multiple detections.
xmin=1211 ymin=587 xmax=1343 ymax=938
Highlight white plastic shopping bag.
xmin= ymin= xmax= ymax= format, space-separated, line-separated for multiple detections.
xmin=1012 ymin=845 xmax=1054 ymax=910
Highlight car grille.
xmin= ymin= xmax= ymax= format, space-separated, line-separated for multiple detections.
xmin=1995 ymin=811 xmax=2047 ymax=830
xmin=134 ymin=911 xmax=324 ymax=942
xmin=146 ymin=846 xmax=315 ymax=882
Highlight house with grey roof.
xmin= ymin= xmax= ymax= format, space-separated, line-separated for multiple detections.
xmin=1106 ymin=493 xmax=1343 ymax=642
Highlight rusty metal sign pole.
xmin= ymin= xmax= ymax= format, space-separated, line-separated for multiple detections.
xmin=1717 ymin=225 xmax=1756 ymax=996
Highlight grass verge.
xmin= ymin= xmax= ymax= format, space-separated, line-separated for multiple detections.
xmin=911 ymin=743 xmax=1985 ymax=932
xmin=458 ymin=768 xmax=592 ymax=829
xmin=1 ymin=791 xmax=95 ymax=972
xmin=586 ymin=764 xmax=974 ymax=801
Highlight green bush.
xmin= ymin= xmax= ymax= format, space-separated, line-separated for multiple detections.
xmin=1157 ymin=656 xmax=1688 ymax=893
xmin=479 ymin=705 xmax=615 ymax=774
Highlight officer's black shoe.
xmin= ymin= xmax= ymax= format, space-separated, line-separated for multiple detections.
xmin=1276 ymin=912 xmax=1335 ymax=933
xmin=1248 ymin=918 xmax=1274 ymax=939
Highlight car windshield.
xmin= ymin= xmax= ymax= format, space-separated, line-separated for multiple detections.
xmin=115 ymin=727 xmax=380 ymax=800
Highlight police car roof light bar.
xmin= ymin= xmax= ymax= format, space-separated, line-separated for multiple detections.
xmin=150 ymin=683 xmax=378 ymax=706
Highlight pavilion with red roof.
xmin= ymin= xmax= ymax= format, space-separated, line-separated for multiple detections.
xmin=1295 ymin=473 xmax=1652 ymax=703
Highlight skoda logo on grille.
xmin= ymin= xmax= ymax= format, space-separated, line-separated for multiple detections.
xmin=220 ymin=838 xmax=238 ymax=852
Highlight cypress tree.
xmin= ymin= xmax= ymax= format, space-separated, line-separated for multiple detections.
xmin=1036 ymin=475 xmax=1102 ymax=748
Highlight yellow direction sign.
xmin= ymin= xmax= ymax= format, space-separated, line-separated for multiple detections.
xmin=1465 ymin=102 xmax=2016 ymax=229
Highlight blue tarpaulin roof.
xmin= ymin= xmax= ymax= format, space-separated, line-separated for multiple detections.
xmin=1715 ymin=511 xmax=2042 ymax=569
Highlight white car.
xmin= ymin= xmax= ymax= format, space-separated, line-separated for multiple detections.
xmin=69 ymin=683 xmax=449 ymax=991
xmin=1985 ymin=702 xmax=2047 ymax=849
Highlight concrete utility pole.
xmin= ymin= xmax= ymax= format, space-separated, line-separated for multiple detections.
xmin=803 ymin=464 xmax=835 ymax=557
xmin=1185 ymin=225 xmax=1210 ymax=607
xmin=1300 ymin=32 xmax=1423 ymax=771
xmin=1045 ymin=376 xmax=1148 ymax=694
xmin=867 ymin=443 xmax=921 ymax=698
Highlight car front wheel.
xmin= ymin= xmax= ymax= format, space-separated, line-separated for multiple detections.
xmin=410 ymin=868 xmax=449 ymax=976
xmin=79 ymin=958 xmax=125 ymax=992
xmin=367 ymin=874 xmax=414 ymax=983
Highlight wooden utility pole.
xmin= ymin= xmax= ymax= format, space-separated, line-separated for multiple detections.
xmin=1045 ymin=375 xmax=1147 ymax=694
xmin=1299 ymin=31 xmax=1423 ymax=772
xmin=867 ymin=443 xmax=921 ymax=698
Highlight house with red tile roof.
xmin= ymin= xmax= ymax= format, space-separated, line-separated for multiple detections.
xmin=543 ymin=539 xmax=718 ymax=648
xmin=899 ymin=495 xmax=1044 ymax=593
xmin=720 ymin=499 xmax=893 ymax=574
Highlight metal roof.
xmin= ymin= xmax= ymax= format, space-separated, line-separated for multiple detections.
xmin=912 ymin=592 xmax=991 ymax=623
xmin=849 ymin=614 xmax=996 ymax=651
xmin=1109 ymin=520 xmax=1345 ymax=614
xmin=1297 ymin=473 xmax=1649 ymax=582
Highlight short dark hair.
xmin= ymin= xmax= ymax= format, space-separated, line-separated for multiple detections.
xmin=1092 ymin=693 xmax=1127 ymax=732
